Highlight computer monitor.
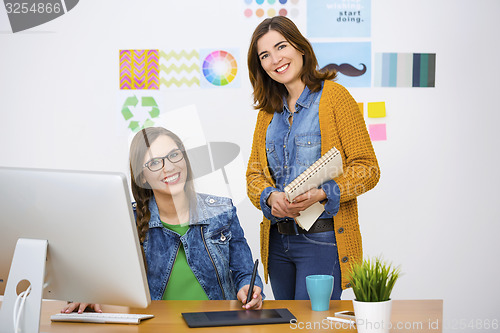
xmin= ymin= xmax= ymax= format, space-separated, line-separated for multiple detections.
xmin=0 ymin=167 xmax=151 ymax=332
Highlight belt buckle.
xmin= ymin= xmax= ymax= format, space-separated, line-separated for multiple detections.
xmin=277 ymin=220 xmax=296 ymax=235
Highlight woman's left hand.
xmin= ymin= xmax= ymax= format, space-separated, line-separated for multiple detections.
xmin=288 ymin=188 xmax=327 ymax=214
xmin=237 ymin=285 xmax=263 ymax=310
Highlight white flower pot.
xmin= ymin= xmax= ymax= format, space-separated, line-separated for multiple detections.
xmin=352 ymin=299 xmax=392 ymax=333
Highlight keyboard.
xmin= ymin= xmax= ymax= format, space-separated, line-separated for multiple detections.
xmin=50 ymin=312 xmax=154 ymax=324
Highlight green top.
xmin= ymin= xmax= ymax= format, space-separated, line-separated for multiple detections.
xmin=161 ymin=221 xmax=209 ymax=300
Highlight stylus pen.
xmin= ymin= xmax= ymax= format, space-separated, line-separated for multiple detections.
xmin=246 ymin=259 xmax=259 ymax=304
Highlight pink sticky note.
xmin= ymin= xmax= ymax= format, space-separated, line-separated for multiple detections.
xmin=369 ymin=124 xmax=387 ymax=141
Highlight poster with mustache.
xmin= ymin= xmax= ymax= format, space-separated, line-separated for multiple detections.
xmin=312 ymin=42 xmax=371 ymax=87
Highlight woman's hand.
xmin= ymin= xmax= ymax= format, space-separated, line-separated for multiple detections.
xmin=237 ymin=285 xmax=263 ymax=310
xmin=61 ymin=303 xmax=102 ymax=314
xmin=267 ymin=192 xmax=298 ymax=218
xmin=287 ymin=188 xmax=327 ymax=214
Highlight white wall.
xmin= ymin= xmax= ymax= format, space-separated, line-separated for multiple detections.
xmin=1 ymin=0 xmax=499 ymax=331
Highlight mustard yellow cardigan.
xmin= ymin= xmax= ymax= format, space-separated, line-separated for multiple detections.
xmin=246 ymin=80 xmax=380 ymax=290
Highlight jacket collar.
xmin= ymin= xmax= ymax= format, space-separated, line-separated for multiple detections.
xmin=282 ymin=83 xmax=322 ymax=112
xmin=147 ymin=193 xmax=212 ymax=228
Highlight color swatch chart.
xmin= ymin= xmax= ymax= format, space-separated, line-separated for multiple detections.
xmin=374 ymin=53 xmax=436 ymax=87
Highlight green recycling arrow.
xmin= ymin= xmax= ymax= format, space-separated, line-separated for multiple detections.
xmin=121 ymin=95 xmax=139 ymax=120
xmin=142 ymin=97 xmax=160 ymax=118
xmin=122 ymin=96 xmax=160 ymax=132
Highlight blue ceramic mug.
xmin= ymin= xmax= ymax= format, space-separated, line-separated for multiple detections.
xmin=306 ymin=275 xmax=334 ymax=311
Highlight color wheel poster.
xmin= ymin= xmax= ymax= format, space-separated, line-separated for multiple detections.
xmin=199 ymin=49 xmax=240 ymax=88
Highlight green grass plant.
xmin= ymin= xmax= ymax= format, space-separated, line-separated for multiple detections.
xmin=349 ymin=257 xmax=401 ymax=302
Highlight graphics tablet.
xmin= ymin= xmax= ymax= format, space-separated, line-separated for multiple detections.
xmin=182 ymin=308 xmax=295 ymax=328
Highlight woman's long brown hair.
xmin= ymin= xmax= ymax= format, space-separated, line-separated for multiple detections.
xmin=129 ymin=127 xmax=196 ymax=251
xmin=247 ymin=16 xmax=337 ymax=113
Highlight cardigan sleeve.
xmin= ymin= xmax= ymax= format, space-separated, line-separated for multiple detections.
xmin=321 ymin=82 xmax=380 ymax=204
xmin=246 ymin=110 xmax=276 ymax=211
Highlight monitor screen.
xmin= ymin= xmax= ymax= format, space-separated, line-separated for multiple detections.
xmin=0 ymin=167 xmax=150 ymax=308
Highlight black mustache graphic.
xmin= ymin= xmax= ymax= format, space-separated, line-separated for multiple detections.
xmin=321 ymin=63 xmax=367 ymax=77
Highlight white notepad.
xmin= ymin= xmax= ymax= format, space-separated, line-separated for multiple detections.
xmin=284 ymin=147 xmax=343 ymax=230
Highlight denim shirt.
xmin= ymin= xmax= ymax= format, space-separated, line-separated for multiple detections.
xmin=260 ymin=83 xmax=341 ymax=224
xmin=135 ymin=193 xmax=263 ymax=301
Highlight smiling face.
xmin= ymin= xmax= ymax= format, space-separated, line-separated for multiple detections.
xmin=141 ymin=135 xmax=188 ymax=198
xmin=257 ymin=29 xmax=304 ymax=89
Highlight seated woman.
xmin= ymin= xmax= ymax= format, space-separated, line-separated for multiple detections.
xmin=62 ymin=127 xmax=263 ymax=313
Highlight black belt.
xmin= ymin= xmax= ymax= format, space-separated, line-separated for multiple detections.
xmin=275 ymin=218 xmax=334 ymax=235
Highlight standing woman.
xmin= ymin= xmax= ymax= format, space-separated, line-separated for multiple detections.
xmin=246 ymin=16 xmax=380 ymax=300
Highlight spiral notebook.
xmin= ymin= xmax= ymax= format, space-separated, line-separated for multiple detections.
xmin=284 ymin=147 xmax=343 ymax=230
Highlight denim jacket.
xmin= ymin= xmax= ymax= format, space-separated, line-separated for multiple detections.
xmin=261 ymin=83 xmax=341 ymax=224
xmin=134 ymin=193 xmax=263 ymax=301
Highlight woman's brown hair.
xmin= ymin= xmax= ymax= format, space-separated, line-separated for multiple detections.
xmin=247 ymin=16 xmax=337 ymax=113
xmin=129 ymin=127 xmax=196 ymax=248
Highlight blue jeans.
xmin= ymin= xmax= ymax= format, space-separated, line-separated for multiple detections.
xmin=268 ymin=225 xmax=342 ymax=300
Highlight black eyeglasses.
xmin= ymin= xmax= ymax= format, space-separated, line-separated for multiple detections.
xmin=143 ymin=149 xmax=184 ymax=172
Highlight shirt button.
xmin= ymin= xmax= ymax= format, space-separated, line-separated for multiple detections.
xmin=342 ymin=256 xmax=349 ymax=263
xmin=208 ymin=198 xmax=215 ymax=204
xmin=283 ymin=145 xmax=286 ymax=148
xmin=338 ymin=227 xmax=344 ymax=234
xmin=346 ymin=283 xmax=352 ymax=288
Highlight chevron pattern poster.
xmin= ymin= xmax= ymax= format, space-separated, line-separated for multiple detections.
xmin=119 ymin=49 xmax=238 ymax=90
xmin=120 ymin=50 xmax=159 ymax=90
xmin=374 ymin=53 xmax=436 ymax=87
xmin=160 ymin=50 xmax=201 ymax=88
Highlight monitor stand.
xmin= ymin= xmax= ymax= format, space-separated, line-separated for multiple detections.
xmin=0 ymin=238 xmax=48 ymax=333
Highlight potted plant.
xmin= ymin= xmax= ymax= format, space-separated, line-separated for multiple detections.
xmin=348 ymin=257 xmax=401 ymax=333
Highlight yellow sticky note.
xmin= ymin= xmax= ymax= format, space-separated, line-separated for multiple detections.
xmin=368 ymin=102 xmax=386 ymax=118
xmin=357 ymin=103 xmax=364 ymax=116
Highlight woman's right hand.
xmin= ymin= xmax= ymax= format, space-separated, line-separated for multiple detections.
xmin=61 ymin=302 xmax=102 ymax=314
xmin=267 ymin=192 xmax=299 ymax=218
